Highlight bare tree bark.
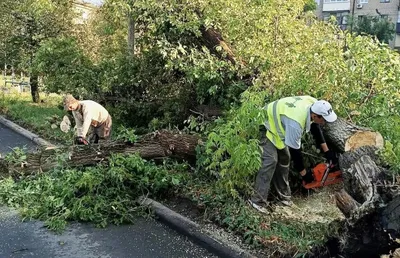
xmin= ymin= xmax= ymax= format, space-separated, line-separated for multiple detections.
xmin=200 ymin=26 xmax=238 ymax=65
xmin=335 ymin=189 xmax=360 ymax=218
xmin=0 ymin=130 xmax=201 ymax=178
xmin=127 ymin=12 xmax=135 ymax=57
xmin=30 ymin=72 xmax=39 ymax=103
xmin=322 ymin=117 xmax=384 ymax=153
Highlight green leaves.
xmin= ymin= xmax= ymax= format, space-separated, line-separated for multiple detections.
xmin=349 ymin=15 xmax=396 ymax=44
xmin=195 ymin=0 xmax=400 ymax=196
xmin=33 ymin=37 xmax=96 ymax=96
xmin=0 ymin=154 xmax=187 ymax=232
xmin=114 ymin=126 xmax=139 ymax=143
xmin=4 ymin=147 xmax=28 ymax=164
xmin=0 ymin=0 xmax=74 ymax=73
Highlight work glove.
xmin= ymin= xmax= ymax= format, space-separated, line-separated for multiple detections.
xmin=75 ymin=136 xmax=89 ymax=145
xmin=324 ymin=150 xmax=338 ymax=165
xmin=302 ymin=168 xmax=314 ymax=184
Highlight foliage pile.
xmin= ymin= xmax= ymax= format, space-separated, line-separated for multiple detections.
xmin=0 ymin=152 xmax=186 ymax=232
xmin=1 ymin=144 xmax=342 ymax=255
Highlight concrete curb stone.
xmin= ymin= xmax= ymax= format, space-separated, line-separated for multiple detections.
xmin=138 ymin=196 xmax=257 ymax=258
xmin=0 ymin=116 xmax=56 ymax=148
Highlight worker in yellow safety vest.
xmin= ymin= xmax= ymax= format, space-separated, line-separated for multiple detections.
xmin=248 ymin=96 xmax=338 ymax=213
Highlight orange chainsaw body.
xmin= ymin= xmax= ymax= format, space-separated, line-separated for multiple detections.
xmin=303 ymin=163 xmax=343 ymax=189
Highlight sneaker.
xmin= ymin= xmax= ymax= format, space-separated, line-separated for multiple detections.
xmin=278 ymin=200 xmax=294 ymax=207
xmin=248 ymin=199 xmax=268 ymax=214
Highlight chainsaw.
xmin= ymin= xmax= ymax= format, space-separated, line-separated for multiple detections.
xmin=302 ymin=162 xmax=343 ymax=189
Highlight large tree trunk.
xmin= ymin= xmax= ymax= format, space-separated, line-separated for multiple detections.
xmin=322 ymin=117 xmax=384 ymax=153
xmin=0 ymin=130 xmax=201 ymax=178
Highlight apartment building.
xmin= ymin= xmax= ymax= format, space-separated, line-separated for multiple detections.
xmin=72 ymin=1 xmax=96 ymax=24
xmin=315 ymin=0 xmax=400 ymax=50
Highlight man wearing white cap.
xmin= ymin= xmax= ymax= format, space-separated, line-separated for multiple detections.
xmin=248 ymin=96 xmax=337 ymax=213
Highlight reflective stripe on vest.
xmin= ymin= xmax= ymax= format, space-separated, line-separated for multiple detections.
xmin=265 ymin=96 xmax=317 ymax=149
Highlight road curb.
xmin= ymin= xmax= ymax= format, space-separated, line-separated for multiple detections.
xmin=0 ymin=116 xmax=55 ymax=148
xmin=138 ymin=196 xmax=256 ymax=258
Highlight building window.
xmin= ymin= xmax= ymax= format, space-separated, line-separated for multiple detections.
xmin=323 ymin=12 xmax=349 ymax=29
xmin=360 ymin=0 xmax=368 ymax=3
xmin=380 ymin=0 xmax=390 ymax=3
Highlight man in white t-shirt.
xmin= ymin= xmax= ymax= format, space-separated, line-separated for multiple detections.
xmin=63 ymin=94 xmax=112 ymax=145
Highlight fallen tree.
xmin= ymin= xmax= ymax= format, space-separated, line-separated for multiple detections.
xmin=1 ymin=115 xmax=399 ymax=257
xmin=0 ymin=130 xmax=201 ymax=178
xmin=320 ymin=120 xmax=400 ymax=257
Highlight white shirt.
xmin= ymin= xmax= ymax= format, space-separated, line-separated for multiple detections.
xmin=72 ymin=100 xmax=109 ymax=138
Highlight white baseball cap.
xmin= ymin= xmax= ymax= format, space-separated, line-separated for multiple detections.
xmin=311 ymin=100 xmax=337 ymax=122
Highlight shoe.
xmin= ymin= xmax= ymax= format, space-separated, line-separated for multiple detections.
xmin=248 ymin=199 xmax=268 ymax=214
xmin=278 ymin=200 xmax=294 ymax=207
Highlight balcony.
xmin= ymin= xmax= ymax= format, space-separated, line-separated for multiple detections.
xmin=323 ymin=0 xmax=351 ymax=12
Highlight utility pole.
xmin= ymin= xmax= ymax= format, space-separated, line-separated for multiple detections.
xmin=350 ymin=0 xmax=356 ymax=33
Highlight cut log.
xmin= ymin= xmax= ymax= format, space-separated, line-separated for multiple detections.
xmin=335 ymin=189 xmax=360 ymax=218
xmin=338 ymin=145 xmax=380 ymax=171
xmin=323 ymin=117 xmax=384 ymax=153
xmin=0 ymin=130 xmax=201 ymax=178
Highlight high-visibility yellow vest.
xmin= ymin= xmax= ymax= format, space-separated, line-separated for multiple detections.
xmin=265 ymin=96 xmax=317 ymax=149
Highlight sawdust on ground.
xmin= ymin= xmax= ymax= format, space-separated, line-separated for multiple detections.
xmin=272 ymin=185 xmax=344 ymax=223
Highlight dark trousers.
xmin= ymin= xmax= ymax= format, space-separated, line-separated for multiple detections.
xmin=90 ymin=115 xmax=112 ymax=144
xmin=251 ymin=131 xmax=291 ymax=204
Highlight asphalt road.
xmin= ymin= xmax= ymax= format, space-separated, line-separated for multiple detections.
xmin=0 ymin=123 xmax=37 ymax=154
xmin=0 ymin=123 xmax=217 ymax=258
